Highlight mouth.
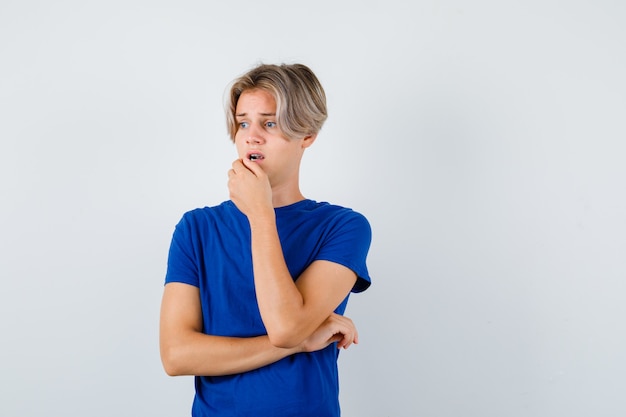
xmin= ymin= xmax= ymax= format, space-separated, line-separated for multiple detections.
xmin=248 ymin=153 xmax=265 ymax=161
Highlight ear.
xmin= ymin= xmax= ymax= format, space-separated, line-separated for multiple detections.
xmin=301 ymin=133 xmax=317 ymax=149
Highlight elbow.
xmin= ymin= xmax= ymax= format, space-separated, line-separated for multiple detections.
xmin=162 ymin=361 xmax=183 ymax=377
xmin=163 ymin=366 xmax=182 ymax=377
xmin=160 ymin=345 xmax=188 ymax=376
xmin=266 ymin=324 xmax=304 ymax=349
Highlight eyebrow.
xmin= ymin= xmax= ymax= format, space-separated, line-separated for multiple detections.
xmin=236 ymin=112 xmax=276 ymax=117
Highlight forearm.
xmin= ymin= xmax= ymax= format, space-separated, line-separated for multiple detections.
xmin=161 ymin=331 xmax=300 ymax=377
xmin=248 ymin=212 xmax=311 ymax=342
xmin=160 ymin=282 xmax=301 ymax=377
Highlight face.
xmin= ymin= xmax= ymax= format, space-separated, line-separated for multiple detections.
xmin=234 ymin=89 xmax=314 ymax=186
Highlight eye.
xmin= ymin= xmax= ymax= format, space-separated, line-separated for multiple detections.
xmin=239 ymin=121 xmax=249 ymax=129
xmin=265 ymin=121 xmax=277 ymax=128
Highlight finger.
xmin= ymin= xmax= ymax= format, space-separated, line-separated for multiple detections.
xmin=333 ymin=333 xmax=352 ymax=350
xmin=328 ymin=333 xmax=343 ymax=345
xmin=336 ymin=333 xmax=353 ymax=350
xmin=232 ymin=158 xmax=262 ymax=178
xmin=336 ymin=336 xmax=347 ymax=349
xmin=241 ymin=156 xmax=264 ymax=176
xmin=231 ymin=159 xmax=246 ymax=171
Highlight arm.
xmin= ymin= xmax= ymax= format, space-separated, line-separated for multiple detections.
xmin=228 ymin=158 xmax=359 ymax=348
xmin=249 ymin=213 xmax=358 ymax=348
xmin=159 ymin=282 xmax=358 ymax=377
xmin=159 ymin=282 xmax=298 ymax=376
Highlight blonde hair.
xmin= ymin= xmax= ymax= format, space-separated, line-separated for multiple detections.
xmin=225 ymin=63 xmax=328 ymax=141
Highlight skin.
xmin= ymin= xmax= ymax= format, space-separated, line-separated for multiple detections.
xmin=159 ymin=89 xmax=359 ymax=377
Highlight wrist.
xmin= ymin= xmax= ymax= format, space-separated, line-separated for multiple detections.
xmin=247 ymin=208 xmax=276 ymax=229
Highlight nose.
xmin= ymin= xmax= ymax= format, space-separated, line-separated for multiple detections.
xmin=246 ymin=125 xmax=265 ymax=145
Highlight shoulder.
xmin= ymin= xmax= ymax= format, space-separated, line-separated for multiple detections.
xmin=177 ymin=201 xmax=237 ymax=226
xmin=288 ymin=201 xmax=372 ymax=251
xmin=172 ymin=201 xmax=243 ymax=238
xmin=305 ymin=202 xmax=373 ymax=292
xmin=310 ymin=201 xmax=372 ymax=234
xmin=301 ymin=200 xmax=367 ymax=219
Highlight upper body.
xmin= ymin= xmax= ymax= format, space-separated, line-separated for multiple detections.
xmin=159 ymin=63 xmax=373 ymax=416
xmin=166 ymin=199 xmax=370 ymax=415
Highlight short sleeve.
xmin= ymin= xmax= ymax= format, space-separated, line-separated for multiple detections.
xmin=316 ymin=210 xmax=372 ymax=293
xmin=164 ymin=214 xmax=200 ymax=287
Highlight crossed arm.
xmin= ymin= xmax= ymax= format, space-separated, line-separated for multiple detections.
xmin=160 ymin=158 xmax=360 ymax=377
xmin=159 ymin=267 xmax=356 ymax=377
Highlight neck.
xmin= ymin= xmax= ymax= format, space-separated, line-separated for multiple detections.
xmin=270 ymin=182 xmax=305 ymax=208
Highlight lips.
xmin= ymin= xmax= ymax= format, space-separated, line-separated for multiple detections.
xmin=248 ymin=152 xmax=265 ymax=161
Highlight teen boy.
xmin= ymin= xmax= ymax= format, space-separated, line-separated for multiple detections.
xmin=160 ymin=63 xmax=372 ymax=416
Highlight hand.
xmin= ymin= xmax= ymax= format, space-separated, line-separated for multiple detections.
xmin=299 ymin=313 xmax=359 ymax=353
xmin=227 ymin=158 xmax=273 ymax=218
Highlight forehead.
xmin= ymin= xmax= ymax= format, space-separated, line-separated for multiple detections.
xmin=236 ymin=89 xmax=276 ymax=114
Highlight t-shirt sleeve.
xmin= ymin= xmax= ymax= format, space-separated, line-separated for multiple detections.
xmin=316 ymin=210 xmax=372 ymax=293
xmin=164 ymin=213 xmax=200 ymax=287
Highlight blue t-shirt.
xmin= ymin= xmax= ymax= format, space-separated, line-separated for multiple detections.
xmin=165 ymin=199 xmax=372 ymax=416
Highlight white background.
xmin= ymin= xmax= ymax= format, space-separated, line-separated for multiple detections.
xmin=1 ymin=1 xmax=625 ymax=416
